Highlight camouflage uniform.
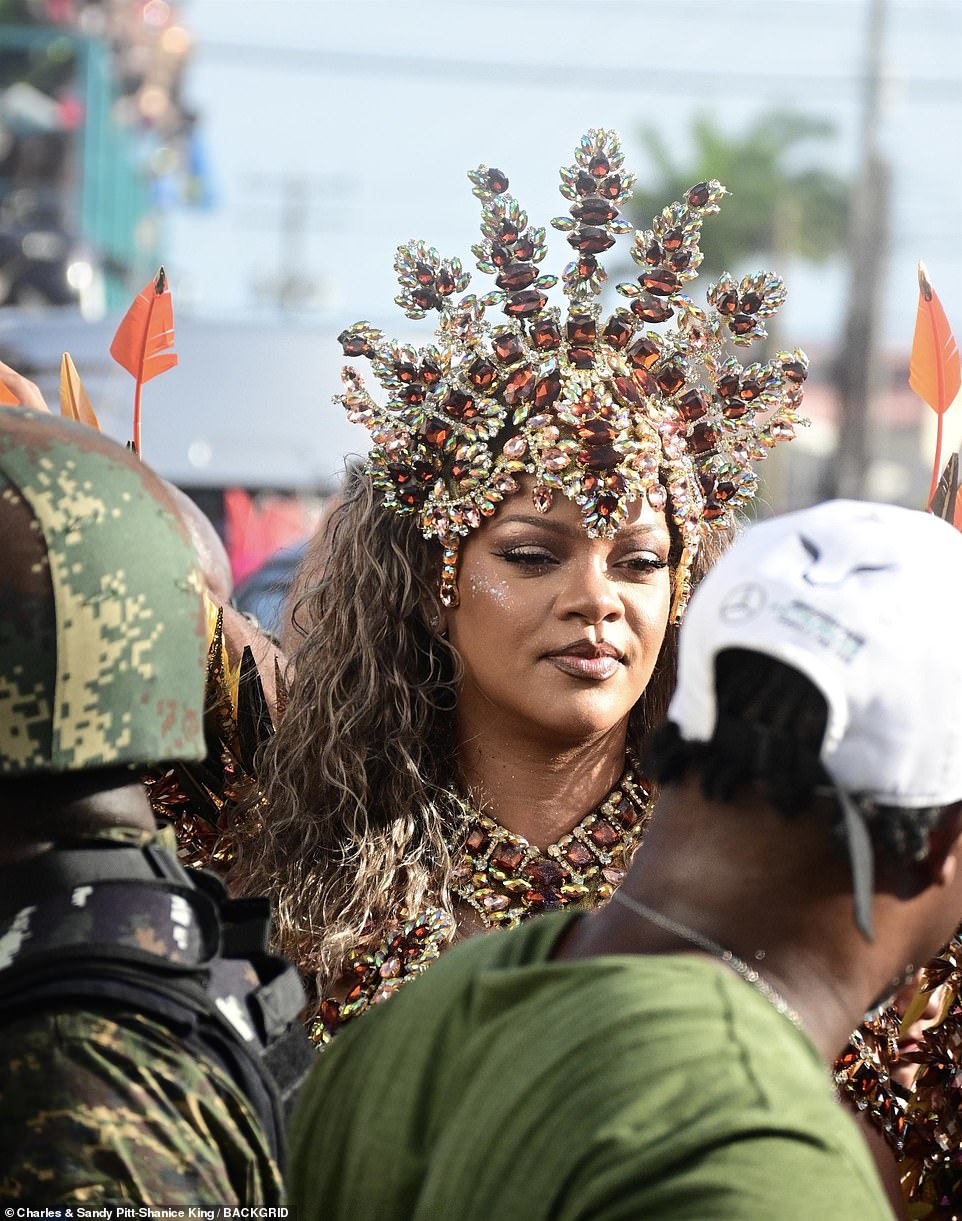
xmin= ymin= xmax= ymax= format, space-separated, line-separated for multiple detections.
xmin=0 ymin=825 xmax=284 ymax=1205
xmin=0 ymin=410 xmax=290 ymax=1204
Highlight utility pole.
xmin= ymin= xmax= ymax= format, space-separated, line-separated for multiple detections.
xmin=831 ymin=0 xmax=890 ymax=499
xmin=240 ymin=173 xmax=354 ymax=314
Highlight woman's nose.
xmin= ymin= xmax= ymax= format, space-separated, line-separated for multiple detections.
xmin=554 ymin=556 xmax=622 ymax=623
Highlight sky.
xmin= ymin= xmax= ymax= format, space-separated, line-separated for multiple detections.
xmin=168 ymin=0 xmax=962 ymax=351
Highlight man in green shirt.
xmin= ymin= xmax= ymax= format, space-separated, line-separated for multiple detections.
xmin=290 ymin=500 xmax=962 ymax=1219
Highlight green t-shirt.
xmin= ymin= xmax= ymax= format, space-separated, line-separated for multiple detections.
xmin=289 ymin=911 xmax=893 ymax=1220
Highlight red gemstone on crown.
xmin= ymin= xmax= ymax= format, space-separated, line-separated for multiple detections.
xmin=588 ymin=153 xmax=610 ymax=177
xmin=395 ymin=362 xmax=419 ymax=383
xmin=411 ymin=287 xmax=438 ymax=311
xmin=613 ymin=375 xmax=644 ymax=408
xmin=677 ymin=389 xmax=709 ymax=421
xmin=782 ymin=359 xmax=808 ymax=383
xmin=589 ymin=819 xmax=620 ymax=849
xmin=399 ymin=385 xmax=426 ymax=406
xmin=441 ymin=389 xmax=478 ymax=421
xmin=567 ymin=314 xmax=597 ymax=345
xmin=669 ymin=249 xmax=692 ymax=271
xmin=485 ymin=167 xmax=509 ymax=194
xmin=466 ymin=358 xmax=497 ymax=390
xmin=505 ymin=289 xmax=548 ymax=317
xmin=641 ymin=269 xmax=680 ymax=297
xmin=568 ymin=347 xmax=594 ymax=369
xmin=714 ymin=290 xmax=738 ymax=316
xmin=493 ymin=332 xmax=526 ymax=364
xmin=575 ymin=171 xmax=596 ymax=196
xmin=662 ymin=229 xmax=684 ymax=251
xmin=724 ymin=400 xmax=750 ymax=420
xmin=436 ymin=268 xmax=456 ymax=296
xmin=420 ymin=417 xmax=451 ymax=448
xmin=739 ymin=379 xmax=763 ymax=402
xmin=717 ymin=373 xmax=740 ymax=399
xmin=656 ymin=363 xmax=686 ymax=396
xmin=569 ymin=227 xmax=615 ymax=255
xmin=730 ymin=314 xmax=756 ymax=336
xmin=490 ymin=842 xmax=525 ymax=873
xmin=688 ymin=421 xmax=719 ymax=454
xmin=503 ymin=366 xmax=536 ymax=406
xmin=530 ymin=319 xmax=561 ymax=350
xmin=687 ymin=181 xmax=711 ymax=208
xmin=513 ymin=236 xmax=535 ymax=260
xmin=573 ymin=198 xmax=617 ymax=224
xmin=498 ymin=220 xmax=519 ymax=243
xmin=741 ymin=291 xmax=762 ymax=314
xmin=578 ymin=419 xmax=616 ymax=445
xmin=340 ymin=333 xmax=370 ymax=357
xmin=496 ymin=263 xmax=537 ymax=291
xmin=490 ymin=244 xmax=511 ymax=268
xmin=603 ymin=314 xmax=634 ymax=349
xmin=580 ymin=444 xmax=621 ymax=470
xmin=630 ymin=295 xmax=673 ymax=324
xmin=414 ymin=262 xmax=435 ymax=286
xmin=534 ymin=369 xmax=562 ymax=410
xmin=577 ymin=254 xmax=598 ymax=279
xmin=644 ymin=240 xmax=663 ymax=265
xmin=598 ymin=175 xmax=622 ymax=199
xmin=626 ymin=336 xmax=660 ymax=370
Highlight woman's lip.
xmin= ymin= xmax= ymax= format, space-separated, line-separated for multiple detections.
xmin=547 ymin=654 xmax=622 ymax=681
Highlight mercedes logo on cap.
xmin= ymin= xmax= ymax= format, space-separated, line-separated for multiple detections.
xmin=719 ymin=582 xmax=767 ymax=623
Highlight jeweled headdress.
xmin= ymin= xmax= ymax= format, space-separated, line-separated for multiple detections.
xmin=335 ymin=129 xmax=808 ymax=617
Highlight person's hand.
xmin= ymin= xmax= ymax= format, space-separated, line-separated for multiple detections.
xmin=0 ymin=359 xmax=50 ymax=413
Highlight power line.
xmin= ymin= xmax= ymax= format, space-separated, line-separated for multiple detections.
xmin=196 ymin=40 xmax=961 ymax=100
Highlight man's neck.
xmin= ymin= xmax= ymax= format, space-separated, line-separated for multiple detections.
xmin=562 ymin=785 xmax=917 ymax=1062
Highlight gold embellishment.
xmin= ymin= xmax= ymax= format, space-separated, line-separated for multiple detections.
xmin=453 ymin=763 xmax=652 ymax=929
xmin=314 ymin=757 xmax=652 ymax=1045
xmin=312 ymin=909 xmax=453 ymax=1047
xmin=834 ymin=931 xmax=962 ymax=1211
xmin=335 ymin=128 xmax=808 ymax=620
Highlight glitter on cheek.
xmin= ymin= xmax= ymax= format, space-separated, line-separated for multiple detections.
xmin=467 ymin=574 xmax=512 ymax=608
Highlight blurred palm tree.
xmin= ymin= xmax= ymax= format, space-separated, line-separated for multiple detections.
xmin=628 ymin=110 xmax=850 ymax=278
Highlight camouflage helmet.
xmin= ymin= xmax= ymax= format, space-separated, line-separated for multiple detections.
xmin=0 ymin=407 xmax=207 ymax=775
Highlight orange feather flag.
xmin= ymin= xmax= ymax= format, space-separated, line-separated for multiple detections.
xmin=909 ymin=262 xmax=962 ymax=506
xmin=59 ymin=353 xmax=101 ymax=430
xmin=109 ymin=266 xmax=178 ymax=456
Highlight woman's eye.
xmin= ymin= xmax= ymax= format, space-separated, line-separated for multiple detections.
xmin=498 ymin=548 xmax=558 ymax=567
xmin=620 ymin=554 xmax=668 ymax=573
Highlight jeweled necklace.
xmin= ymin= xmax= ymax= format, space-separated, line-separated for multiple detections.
xmin=452 ymin=758 xmax=653 ymax=929
xmin=611 ymin=889 xmax=803 ymax=1029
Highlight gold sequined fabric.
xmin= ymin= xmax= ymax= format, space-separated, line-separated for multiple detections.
xmin=835 ymin=932 xmax=962 ymax=1218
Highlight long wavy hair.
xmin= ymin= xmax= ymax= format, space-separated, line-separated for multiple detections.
xmin=229 ymin=465 xmax=729 ymax=1013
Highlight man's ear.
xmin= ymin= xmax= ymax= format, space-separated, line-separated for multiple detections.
xmin=920 ymin=802 xmax=962 ymax=889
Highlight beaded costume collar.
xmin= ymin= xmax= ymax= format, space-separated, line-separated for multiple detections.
xmin=313 ymin=758 xmax=653 ymax=1045
xmin=453 ymin=762 xmax=652 ymax=928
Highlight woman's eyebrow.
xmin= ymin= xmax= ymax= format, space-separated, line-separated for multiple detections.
xmin=492 ymin=514 xmax=670 ymax=542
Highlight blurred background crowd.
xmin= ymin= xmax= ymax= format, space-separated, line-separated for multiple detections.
xmin=0 ymin=0 xmax=958 ymax=629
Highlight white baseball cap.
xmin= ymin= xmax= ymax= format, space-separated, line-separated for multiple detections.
xmin=671 ymin=499 xmax=962 ymax=809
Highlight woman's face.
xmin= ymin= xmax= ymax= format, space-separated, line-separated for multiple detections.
xmin=446 ymin=480 xmax=673 ymax=750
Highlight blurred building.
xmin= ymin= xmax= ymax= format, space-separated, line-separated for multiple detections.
xmin=0 ymin=0 xmax=204 ymax=314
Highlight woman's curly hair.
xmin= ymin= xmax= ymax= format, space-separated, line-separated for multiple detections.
xmin=228 ymin=465 xmax=730 ymax=1016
